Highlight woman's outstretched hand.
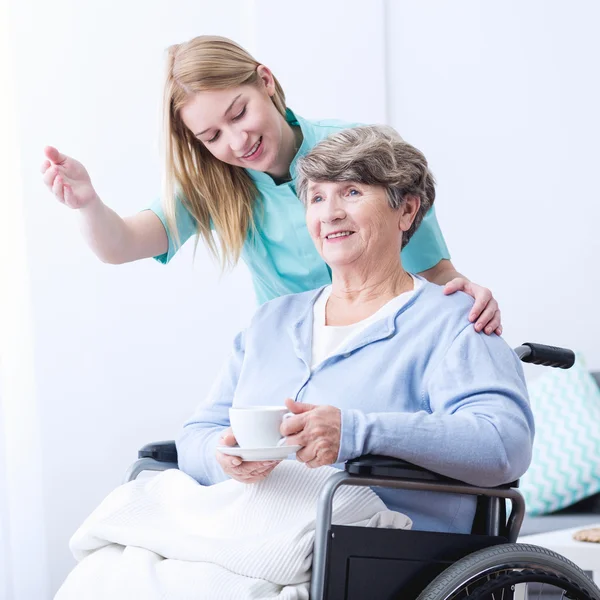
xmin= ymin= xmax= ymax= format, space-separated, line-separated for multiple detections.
xmin=41 ymin=146 xmax=99 ymax=209
xmin=444 ymin=277 xmax=502 ymax=336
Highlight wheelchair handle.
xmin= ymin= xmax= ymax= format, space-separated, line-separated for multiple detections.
xmin=515 ymin=342 xmax=575 ymax=369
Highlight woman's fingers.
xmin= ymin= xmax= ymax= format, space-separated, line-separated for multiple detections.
xmin=43 ymin=164 xmax=58 ymax=187
xmin=43 ymin=164 xmax=70 ymax=189
xmin=443 ymin=277 xmax=467 ymax=295
xmin=444 ymin=278 xmax=501 ymax=335
xmin=483 ymin=310 xmax=502 ymax=336
xmin=44 ymin=145 xmax=67 ymax=165
xmin=63 ymin=183 xmax=77 ymax=208
xmin=474 ymin=301 xmax=499 ymax=334
xmin=52 ymin=174 xmax=65 ymax=202
xmin=235 ymin=460 xmax=276 ymax=474
xmin=295 ymin=446 xmax=316 ymax=465
xmin=230 ymin=460 xmax=279 ymax=481
xmin=219 ymin=430 xmax=237 ymax=447
xmin=217 ymin=448 xmax=279 ymax=480
xmin=280 ymin=413 xmax=305 ymax=437
xmin=469 ymin=288 xmax=492 ymax=324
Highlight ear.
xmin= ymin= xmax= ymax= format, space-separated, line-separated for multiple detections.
xmin=256 ymin=64 xmax=276 ymax=96
xmin=398 ymin=194 xmax=421 ymax=232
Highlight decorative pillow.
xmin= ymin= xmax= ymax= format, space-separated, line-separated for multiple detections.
xmin=520 ymin=353 xmax=600 ymax=516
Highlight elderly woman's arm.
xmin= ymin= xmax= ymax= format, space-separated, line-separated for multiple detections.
xmin=176 ymin=331 xmax=247 ymax=486
xmin=338 ymin=329 xmax=534 ymax=487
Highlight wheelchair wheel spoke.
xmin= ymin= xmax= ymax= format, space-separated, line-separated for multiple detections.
xmin=536 ymin=582 xmax=543 ymax=600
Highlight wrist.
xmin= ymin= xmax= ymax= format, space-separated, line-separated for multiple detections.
xmin=337 ymin=409 xmax=363 ymax=463
xmin=78 ymin=192 xmax=103 ymax=213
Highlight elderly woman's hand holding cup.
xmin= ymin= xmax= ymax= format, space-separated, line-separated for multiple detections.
xmin=216 ymin=427 xmax=280 ymax=483
xmin=280 ymin=399 xmax=342 ymax=468
xmin=216 ymin=406 xmax=294 ymax=483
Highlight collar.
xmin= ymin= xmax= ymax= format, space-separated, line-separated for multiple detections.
xmin=289 ymin=276 xmax=429 ymax=367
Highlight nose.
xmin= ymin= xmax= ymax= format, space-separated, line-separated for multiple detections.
xmin=229 ymin=128 xmax=249 ymax=155
xmin=321 ymin=194 xmax=346 ymax=223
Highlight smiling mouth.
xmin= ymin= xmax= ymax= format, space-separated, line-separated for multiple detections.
xmin=241 ymin=137 xmax=262 ymax=159
xmin=325 ymin=231 xmax=355 ymax=240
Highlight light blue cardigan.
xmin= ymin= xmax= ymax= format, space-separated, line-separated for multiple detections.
xmin=177 ymin=278 xmax=534 ymax=533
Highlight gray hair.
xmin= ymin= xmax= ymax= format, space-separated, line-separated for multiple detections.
xmin=295 ymin=125 xmax=435 ymax=248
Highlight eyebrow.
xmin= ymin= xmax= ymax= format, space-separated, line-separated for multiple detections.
xmin=195 ymin=94 xmax=242 ymax=137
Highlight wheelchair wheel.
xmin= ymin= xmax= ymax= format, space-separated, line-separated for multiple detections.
xmin=416 ymin=543 xmax=600 ymax=600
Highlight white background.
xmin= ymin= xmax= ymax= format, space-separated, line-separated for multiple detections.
xmin=1 ymin=0 xmax=598 ymax=597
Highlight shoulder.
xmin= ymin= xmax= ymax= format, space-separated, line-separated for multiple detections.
xmin=298 ymin=113 xmax=366 ymax=142
xmin=416 ymin=279 xmax=475 ymax=324
xmin=310 ymin=117 xmax=364 ymax=130
xmin=417 ymin=281 xmax=522 ymax=368
xmin=405 ymin=280 xmax=476 ymax=347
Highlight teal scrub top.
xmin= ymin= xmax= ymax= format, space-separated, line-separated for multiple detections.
xmin=149 ymin=109 xmax=450 ymax=305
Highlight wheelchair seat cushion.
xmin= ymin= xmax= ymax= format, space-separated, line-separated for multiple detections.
xmin=520 ymin=353 xmax=600 ymax=515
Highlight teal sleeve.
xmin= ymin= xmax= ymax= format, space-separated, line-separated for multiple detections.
xmin=401 ymin=206 xmax=451 ymax=274
xmin=147 ymin=196 xmax=198 ymax=264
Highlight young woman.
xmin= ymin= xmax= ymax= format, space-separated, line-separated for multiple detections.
xmin=41 ymin=35 xmax=501 ymax=334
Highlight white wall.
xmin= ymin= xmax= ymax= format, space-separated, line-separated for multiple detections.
xmin=386 ymin=0 xmax=600 ymax=369
xmin=4 ymin=0 xmax=599 ymax=597
xmin=8 ymin=1 xmax=258 ymax=596
xmin=253 ymin=0 xmax=387 ymax=124
xmin=1 ymin=0 xmax=50 ymax=596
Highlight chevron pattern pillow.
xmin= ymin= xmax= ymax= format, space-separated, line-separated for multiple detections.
xmin=520 ymin=354 xmax=600 ymax=515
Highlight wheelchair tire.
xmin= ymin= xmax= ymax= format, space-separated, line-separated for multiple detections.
xmin=416 ymin=543 xmax=600 ymax=600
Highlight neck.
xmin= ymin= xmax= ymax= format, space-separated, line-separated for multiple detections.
xmin=266 ymin=119 xmax=302 ymax=181
xmin=326 ymin=259 xmax=414 ymax=325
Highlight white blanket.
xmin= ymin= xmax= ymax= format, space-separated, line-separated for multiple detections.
xmin=55 ymin=462 xmax=411 ymax=600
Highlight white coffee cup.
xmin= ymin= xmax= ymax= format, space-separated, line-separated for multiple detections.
xmin=229 ymin=406 xmax=291 ymax=449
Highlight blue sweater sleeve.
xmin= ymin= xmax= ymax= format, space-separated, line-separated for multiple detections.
xmin=338 ymin=327 xmax=534 ymax=487
xmin=176 ymin=330 xmax=246 ymax=485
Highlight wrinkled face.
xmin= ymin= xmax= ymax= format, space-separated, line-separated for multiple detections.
xmin=305 ymin=181 xmax=418 ymax=269
xmin=179 ymin=67 xmax=287 ymax=175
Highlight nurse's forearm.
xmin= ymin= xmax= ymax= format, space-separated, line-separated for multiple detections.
xmin=417 ymin=259 xmax=465 ymax=286
xmin=77 ymin=199 xmax=168 ymax=264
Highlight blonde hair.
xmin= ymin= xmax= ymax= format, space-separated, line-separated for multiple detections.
xmin=162 ymin=35 xmax=287 ymax=267
xmin=296 ymin=125 xmax=435 ymax=249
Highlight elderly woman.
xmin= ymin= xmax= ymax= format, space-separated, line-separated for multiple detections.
xmin=177 ymin=125 xmax=534 ymax=534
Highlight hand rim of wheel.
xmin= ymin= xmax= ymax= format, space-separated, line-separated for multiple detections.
xmin=465 ymin=567 xmax=595 ymax=600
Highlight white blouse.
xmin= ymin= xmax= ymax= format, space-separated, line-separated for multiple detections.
xmin=310 ymin=275 xmax=421 ymax=371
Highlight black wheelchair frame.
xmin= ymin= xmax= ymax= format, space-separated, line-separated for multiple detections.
xmin=125 ymin=342 xmax=600 ymax=600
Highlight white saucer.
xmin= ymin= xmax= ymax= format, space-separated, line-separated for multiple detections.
xmin=217 ymin=444 xmax=302 ymax=462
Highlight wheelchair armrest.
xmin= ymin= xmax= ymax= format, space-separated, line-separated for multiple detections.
xmin=138 ymin=440 xmax=178 ymax=463
xmin=345 ymin=455 xmax=518 ymax=489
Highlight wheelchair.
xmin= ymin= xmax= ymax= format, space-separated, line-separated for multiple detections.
xmin=124 ymin=342 xmax=600 ymax=600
